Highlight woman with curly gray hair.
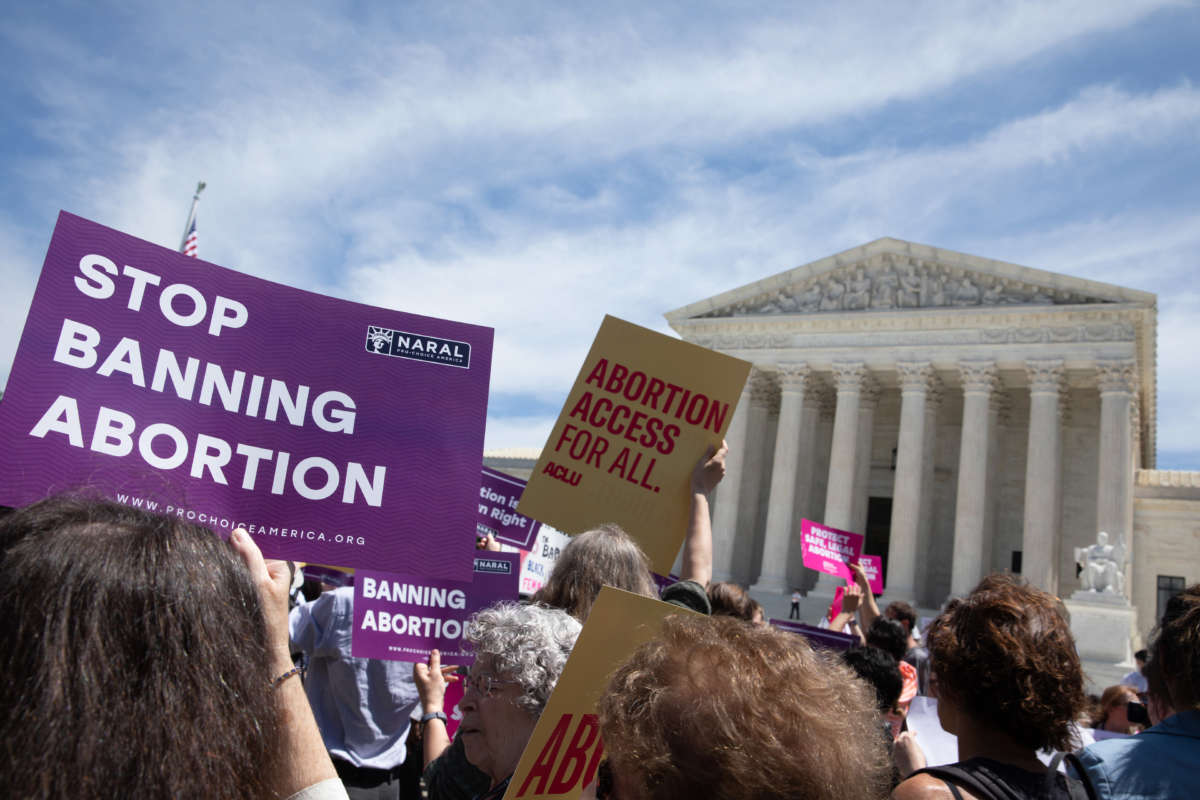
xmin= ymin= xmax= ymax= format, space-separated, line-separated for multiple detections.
xmin=417 ymin=602 xmax=581 ymax=800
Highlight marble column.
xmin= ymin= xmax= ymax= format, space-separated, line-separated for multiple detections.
xmin=734 ymin=374 xmax=778 ymax=584
xmin=824 ymin=362 xmax=868 ymax=530
xmin=887 ymin=362 xmax=934 ymax=602
xmin=1022 ymin=359 xmax=1065 ymax=593
xmin=812 ymin=363 xmax=868 ymax=595
xmin=950 ymin=360 xmax=998 ymax=598
xmin=786 ymin=383 xmax=824 ymax=588
xmin=851 ymin=377 xmax=882 ymax=537
xmin=914 ymin=379 xmax=944 ymax=606
xmin=752 ymin=364 xmax=810 ymax=594
xmin=710 ymin=368 xmax=757 ymax=583
xmin=1096 ymin=359 xmax=1137 ymax=553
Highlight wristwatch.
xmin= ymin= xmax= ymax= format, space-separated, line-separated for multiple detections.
xmin=421 ymin=710 xmax=448 ymax=723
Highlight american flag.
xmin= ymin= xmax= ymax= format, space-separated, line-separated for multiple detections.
xmin=181 ymin=218 xmax=198 ymax=258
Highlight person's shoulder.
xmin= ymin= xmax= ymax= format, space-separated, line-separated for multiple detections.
xmin=891 ymin=773 xmax=964 ymax=800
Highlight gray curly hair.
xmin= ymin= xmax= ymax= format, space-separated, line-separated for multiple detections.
xmin=466 ymin=602 xmax=581 ymax=716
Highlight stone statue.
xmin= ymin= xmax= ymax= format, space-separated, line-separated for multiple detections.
xmin=845 ymin=268 xmax=871 ymax=310
xmin=897 ymin=266 xmax=922 ymax=308
xmin=952 ymin=277 xmax=981 ymax=306
xmin=982 ymin=281 xmax=1005 ymax=305
xmin=928 ymin=274 xmax=946 ymax=306
xmin=1074 ymin=531 xmax=1127 ymax=595
xmin=873 ymin=268 xmax=898 ymax=308
xmin=820 ymin=277 xmax=845 ymax=311
xmin=798 ymin=283 xmax=823 ymax=312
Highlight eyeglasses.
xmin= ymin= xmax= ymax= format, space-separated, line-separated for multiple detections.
xmin=456 ymin=665 xmax=520 ymax=697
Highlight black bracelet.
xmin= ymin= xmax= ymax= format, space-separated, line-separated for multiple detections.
xmin=421 ymin=710 xmax=448 ymax=723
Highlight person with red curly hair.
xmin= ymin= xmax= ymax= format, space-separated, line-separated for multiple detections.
xmin=891 ymin=574 xmax=1088 ymax=800
xmin=596 ymin=614 xmax=892 ymax=800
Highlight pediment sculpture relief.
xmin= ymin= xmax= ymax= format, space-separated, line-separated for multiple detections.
xmin=700 ymin=255 xmax=1108 ymax=318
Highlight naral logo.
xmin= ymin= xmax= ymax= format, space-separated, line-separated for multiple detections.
xmin=473 ymin=558 xmax=513 ymax=575
xmin=365 ymin=326 xmax=471 ymax=369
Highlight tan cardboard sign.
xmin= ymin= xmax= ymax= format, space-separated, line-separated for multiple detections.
xmin=517 ymin=315 xmax=750 ymax=573
xmin=503 ymin=586 xmax=698 ymax=800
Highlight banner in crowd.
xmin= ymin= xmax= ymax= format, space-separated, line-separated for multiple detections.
xmin=478 ymin=466 xmax=541 ymax=549
xmin=800 ymin=519 xmax=864 ymax=583
xmin=856 ymin=553 xmax=884 ymax=594
xmin=769 ymin=618 xmax=860 ymax=651
xmin=504 ymin=586 xmax=697 ymax=800
xmin=518 ymin=315 xmax=751 ymax=574
xmin=352 ymin=551 xmax=520 ymax=663
xmin=518 ymin=526 xmax=571 ymax=595
xmin=0 ymin=212 xmax=492 ymax=580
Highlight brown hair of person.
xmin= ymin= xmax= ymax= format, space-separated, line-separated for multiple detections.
xmin=926 ymin=573 xmax=1085 ymax=753
xmin=1154 ymin=583 xmax=1200 ymax=710
xmin=0 ymin=495 xmax=282 ymax=799
xmin=1091 ymin=684 xmax=1139 ymax=729
xmin=598 ymin=614 xmax=891 ymax=800
xmin=885 ymin=600 xmax=918 ymax=634
xmin=706 ymin=581 xmax=762 ymax=622
xmin=532 ymin=524 xmax=657 ymax=621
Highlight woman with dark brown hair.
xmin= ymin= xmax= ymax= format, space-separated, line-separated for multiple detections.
xmin=0 ymin=495 xmax=342 ymax=799
xmin=596 ymin=614 xmax=892 ymax=800
xmin=891 ymin=574 xmax=1088 ymax=800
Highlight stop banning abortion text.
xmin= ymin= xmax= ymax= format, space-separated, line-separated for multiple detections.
xmin=28 ymin=254 xmax=386 ymax=507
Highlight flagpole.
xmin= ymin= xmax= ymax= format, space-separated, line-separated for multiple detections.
xmin=179 ymin=181 xmax=206 ymax=252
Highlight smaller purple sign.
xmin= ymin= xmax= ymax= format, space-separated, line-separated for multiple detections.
xmin=769 ymin=618 xmax=859 ymax=652
xmin=477 ymin=467 xmax=541 ymax=549
xmin=352 ymin=551 xmax=520 ymax=663
xmin=650 ymin=572 xmax=681 ymax=595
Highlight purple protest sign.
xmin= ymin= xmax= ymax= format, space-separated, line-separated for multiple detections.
xmin=477 ymin=466 xmax=541 ymax=549
xmin=800 ymin=519 xmax=864 ymax=583
xmin=0 ymin=212 xmax=492 ymax=580
xmin=856 ymin=554 xmax=884 ymax=594
xmin=769 ymin=618 xmax=859 ymax=652
xmin=352 ymin=551 xmax=520 ymax=663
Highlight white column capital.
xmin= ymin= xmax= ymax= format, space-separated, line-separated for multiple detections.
xmin=831 ymin=361 xmax=868 ymax=393
xmin=774 ymin=362 xmax=811 ymax=393
xmin=896 ymin=361 xmax=935 ymax=392
xmin=958 ymin=360 xmax=998 ymax=394
xmin=1096 ymin=359 xmax=1137 ymax=395
xmin=1026 ymin=358 xmax=1066 ymax=395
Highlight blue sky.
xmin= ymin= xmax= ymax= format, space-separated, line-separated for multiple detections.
xmin=2 ymin=0 xmax=1198 ymax=466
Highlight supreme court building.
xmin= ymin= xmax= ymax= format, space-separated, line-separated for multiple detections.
xmin=662 ymin=237 xmax=1199 ymax=645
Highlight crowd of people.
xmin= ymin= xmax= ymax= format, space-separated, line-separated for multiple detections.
xmin=0 ymin=438 xmax=1197 ymax=800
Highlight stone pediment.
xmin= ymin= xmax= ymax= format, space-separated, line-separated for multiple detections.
xmin=666 ymin=238 xmax=1155 ymax=321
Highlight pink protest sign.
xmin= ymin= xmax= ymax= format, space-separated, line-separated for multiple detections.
xmin=352 ymin=552 xmax=520 ymax=663
xmin=0 ymin=212 xmax=492 ymax=581
xmin=800 ymin=519 xmax=864 ymax=582
xmin=856 ymin=554 xmax=884 ymax=594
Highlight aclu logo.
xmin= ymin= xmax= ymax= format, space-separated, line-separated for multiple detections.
xmin=473 ymin=557 xmax=513 ymax=575
xmin=365 ymin=326 xmax=471 ymax=369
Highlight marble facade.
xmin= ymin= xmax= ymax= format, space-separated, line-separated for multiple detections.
xmin=662 ymin=237 xmax=1191 ymax=644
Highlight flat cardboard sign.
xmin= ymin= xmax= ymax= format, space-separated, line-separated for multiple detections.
xmin=0 ymin=212 xmax=492 ymax=580
xmin=504 ymin=586 xmax=697 ymax=800
xmin=478 ymin=466 xmax=542 ymax=548
xmin=352 ymin=552 xmax=520 ymax=663
xmin=800 ymin=519 xmax=864 ymax=583
xmin=518 ymin=526 xmax=571 ymax=595
xmin=518 ymin=315 xmax=750 ymax=574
